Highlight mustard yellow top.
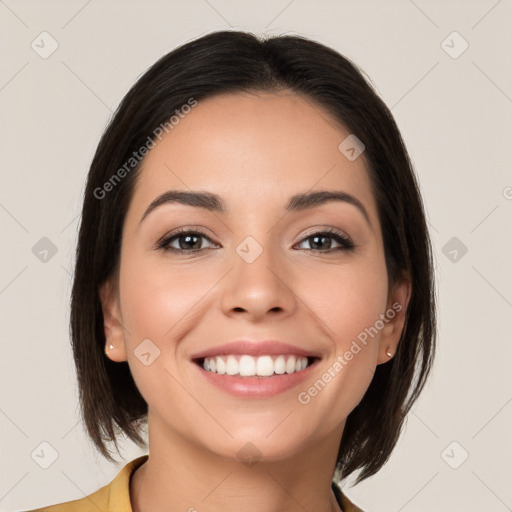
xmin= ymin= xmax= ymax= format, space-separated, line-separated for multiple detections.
xmin=26 ymin=455 xmax=364 ymax=512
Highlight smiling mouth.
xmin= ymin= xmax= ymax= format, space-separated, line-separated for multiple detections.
xmin=194 ymin=354 xmax=319 ymax=378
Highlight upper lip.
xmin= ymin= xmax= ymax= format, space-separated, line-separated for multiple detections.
xmin=190 ymin=340 xmax=322 ymax=360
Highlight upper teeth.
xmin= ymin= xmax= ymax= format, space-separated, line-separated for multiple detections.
xmin=202 ymin=354 xmax=309 ymax=377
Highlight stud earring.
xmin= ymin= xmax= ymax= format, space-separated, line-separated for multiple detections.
xmin=386 ymin=345 xmax=393 ymax=357
xmin=105 ymin=344 xmax=114 ymax=355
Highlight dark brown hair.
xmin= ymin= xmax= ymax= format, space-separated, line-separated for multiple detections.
xmin=70 ymin=29 xmax=436 ymax=484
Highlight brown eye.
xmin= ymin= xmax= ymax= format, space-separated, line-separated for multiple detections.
xmin=295 ymin=230 xmax=354 ymax=252
xmin=157 ymin=229 xmax=218 ymax=253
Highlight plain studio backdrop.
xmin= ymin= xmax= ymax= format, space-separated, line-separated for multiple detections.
xmin=0 ymin=1 xmax=511 ymax=511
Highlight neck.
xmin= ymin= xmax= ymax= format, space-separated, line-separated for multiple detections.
xmin=130 ymin=413 xmax=344 ymax=512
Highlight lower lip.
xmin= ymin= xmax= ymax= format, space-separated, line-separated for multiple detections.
xmin=193 ymin=359 xmax=319 ymax=399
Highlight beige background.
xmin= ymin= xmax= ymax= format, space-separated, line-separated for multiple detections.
xmin=1 ymin=1 xmax=511 ymax=511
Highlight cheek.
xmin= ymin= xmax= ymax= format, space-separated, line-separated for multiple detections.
xmin=117 ymin=249 xmax=211 ymax=406
xmin=297 ymin=255 xmax=388 ymax=406
xmin=294 ymin=263 xmax=388 ymax=423
xmin=301 ymin=257 xmax=389 ymax=347
xmin=119 ymin=249 xmax=210 ymax=341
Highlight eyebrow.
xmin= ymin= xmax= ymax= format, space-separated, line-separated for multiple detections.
xmin=139 ymin=189 xmax=371 ymax=227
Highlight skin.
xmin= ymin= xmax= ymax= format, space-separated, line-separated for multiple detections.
xmin=100 ymin=91 xmax=411 ymax=512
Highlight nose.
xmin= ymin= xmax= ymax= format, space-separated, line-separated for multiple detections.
xmin=220 ymin=238 xmax=298 ymax=322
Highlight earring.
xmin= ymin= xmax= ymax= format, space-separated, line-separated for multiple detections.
xmin=386 ymin=345 xmax=393 ymax=357
xmin=105 ymin=344 xmax=114 ymax=355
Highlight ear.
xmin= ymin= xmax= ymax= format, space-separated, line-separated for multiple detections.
xmin=99 ymin=278 xmax=128 ymax=362
xmin=376 ymin=272 xmax=412 ymax=365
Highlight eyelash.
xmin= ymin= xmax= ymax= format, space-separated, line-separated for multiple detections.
xmin=155 ymin=227 xmax=355 ymax=255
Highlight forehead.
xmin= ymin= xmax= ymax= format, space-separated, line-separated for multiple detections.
xmin=127 ymin=91 xmax=378 ymax=225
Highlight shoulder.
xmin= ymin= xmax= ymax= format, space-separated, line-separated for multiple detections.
xmin=23 ymin=474 xmax=115 ymax=512
xmin=24 ymin=455 xmax=149 ymax=512
xmin=23 ymin=486 xmax=108 ymax=512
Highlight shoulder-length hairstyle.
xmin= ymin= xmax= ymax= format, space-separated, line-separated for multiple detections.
xmin=70 ymin=29 xmax=436 ymax=484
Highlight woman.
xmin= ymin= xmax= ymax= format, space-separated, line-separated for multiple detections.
xmin=28 ymin=29 xmax=436 ymax=512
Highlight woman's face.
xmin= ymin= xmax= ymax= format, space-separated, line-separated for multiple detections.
xmin=101 ymin=91 xmax=409 ymax=462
